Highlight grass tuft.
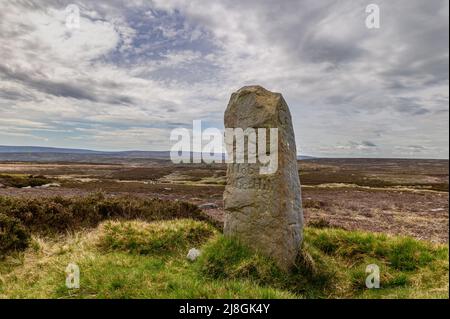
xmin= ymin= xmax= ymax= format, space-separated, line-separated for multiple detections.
xmin=197 ymin=236 xmax=283 ymax=285
xmin=306 ymin=228 xmax=445 ymax=271
xmin=98 ymin=219 xmax=216 ymax=255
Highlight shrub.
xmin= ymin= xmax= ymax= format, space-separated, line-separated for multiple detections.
xmin=0 ymin=174 xmax=51 ymax=188
xmin=0 ymin=193 xmax=216 ymax=235
xmin=303 ymin=199 xmax=328 ymax=209
xmin=0 ymin=213 xmax=30 ymax=257
xmin=98 ymin=219 xmax=216 ymax=254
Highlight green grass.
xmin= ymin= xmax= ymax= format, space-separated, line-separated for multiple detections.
xmin=98 ymin=219 xmax=216 ymax=255
xmin=303 ymin=228 xmax=449 ymax=298
xmin=0 ymin=219 xmax=447 ymax=299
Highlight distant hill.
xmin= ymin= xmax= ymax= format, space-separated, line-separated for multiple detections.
xmin=0 ymin=145 xmax=315 ymax=162
xmin=297 ymin=155 xmax=315 ymax=160
xmin=0 ymin=146 xmax=102 ymax=154
xmin=0 ymin=145 xmax=170 ymax=162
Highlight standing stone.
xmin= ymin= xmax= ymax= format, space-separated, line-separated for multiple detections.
xmin=223 ymin=85 xmax=303 ymax=271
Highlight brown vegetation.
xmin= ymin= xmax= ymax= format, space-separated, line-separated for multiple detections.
xmin=0 ymin=158 xmax=447 ymax=243
xmin=0 ymin=192 xmax=222 ymax=256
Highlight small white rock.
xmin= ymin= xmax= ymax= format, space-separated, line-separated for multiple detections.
xmin=40 ymin=183 xmax=61 ymax=188
xmin=186 ymin=248 xmax=201 ymax=261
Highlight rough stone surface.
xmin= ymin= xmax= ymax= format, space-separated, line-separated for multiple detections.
xmin=223 ymin=85 xmax=303 ymax=271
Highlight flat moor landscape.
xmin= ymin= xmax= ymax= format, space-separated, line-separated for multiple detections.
xmin=0 ymin=155 xmax=448 ymax=298
xmin=1 ymin=157 xmax=448 ymax=242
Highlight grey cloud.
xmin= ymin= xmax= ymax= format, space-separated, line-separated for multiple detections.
xmin=0 ymin=64 xmax=98 ymax=101
xmin=382 ymin=55 xmax=449 ymax=91
xmin=378 ymin=1 xmax=449 ymax=92
xmin=106 ymin=95 xmax=136 ymax=105
xmin=407 ymin=145 xmax=426 ymax=150
xmin=0 ymin=89 xmax=35 ymax=102
xmin=301 ymin=38 xmax=366 ymax=65
xmin=362 ymin=141 xmax=377 ymax=147
xmin=245 ymin=0 xmax=366 ymax=66
xmin=325 ymin=94 xmax=356 ymax=105
xmin=393 ymin=97 xmax=431 ymax=116
xmin=0 ymin=64 xmax=135 ymax=105
xmin=349 ymin=140 xmax=377 ymax=148
xmin=34 ymin=80 xmax=99 ymax=101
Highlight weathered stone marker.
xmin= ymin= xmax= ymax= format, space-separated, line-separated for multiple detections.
xmin=223 ymin=85 xmax=303 ymax=271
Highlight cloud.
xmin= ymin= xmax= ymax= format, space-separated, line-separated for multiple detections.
xmin=0 ymin=0 xmax=448 ymax=157
xmin=361 ymin=141 xmax=377 ymax=147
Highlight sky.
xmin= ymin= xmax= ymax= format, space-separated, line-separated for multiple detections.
xmin=0 ymin=0 xmax=448 ymax=158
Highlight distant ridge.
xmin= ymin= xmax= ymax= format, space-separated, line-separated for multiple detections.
xmin=0 ymin=145 xmax=315 ymax=162
xmin=0 ymin=145 xmax=102 ymax=154
xmin=0 ymin=145 xmax=170 ymax=162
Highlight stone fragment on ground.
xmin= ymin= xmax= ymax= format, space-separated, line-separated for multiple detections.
xmin=186 ymin=248 xmax=201 ymax=261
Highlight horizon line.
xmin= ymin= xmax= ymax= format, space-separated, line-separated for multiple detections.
xmin=0 ymin=144 xmax=448 ymax=160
